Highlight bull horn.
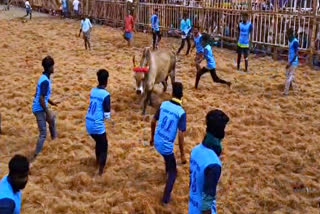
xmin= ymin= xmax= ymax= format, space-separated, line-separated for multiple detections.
xmin=132 ymin=55 xmax=136 ymax=68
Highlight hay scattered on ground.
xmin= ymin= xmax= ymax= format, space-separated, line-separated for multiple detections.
xmin=0 ymin=7 xmax=320 ymax=214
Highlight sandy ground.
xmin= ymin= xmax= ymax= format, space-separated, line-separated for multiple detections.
xmin=0 ymin=6 xmax=320 ymax=214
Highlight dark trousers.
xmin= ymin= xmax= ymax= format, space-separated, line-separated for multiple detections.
xmin=177 ymin=36 xmax=191 ymax=55
xmin=152 ymin=30 xmax=161 ymax=50
xmin=90 ymin=132 xmax=108 ymax=174
xmin=195 ymin=67 xmax=230 ymax=89
xmin=237 ymin=46 xmax=249 ymax=71
xmin=161 ymin=153 xmax=177 ymax=204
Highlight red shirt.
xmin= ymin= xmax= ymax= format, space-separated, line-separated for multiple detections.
xmin=124 ymin=15 xmax=134 ymax=32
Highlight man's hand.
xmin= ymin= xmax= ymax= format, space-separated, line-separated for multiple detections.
xmin=149 ymin=139 xmax=154 ymax=146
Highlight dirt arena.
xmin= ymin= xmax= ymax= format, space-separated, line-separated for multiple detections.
xmin=0 ymin=6 xmax=320 ymax=214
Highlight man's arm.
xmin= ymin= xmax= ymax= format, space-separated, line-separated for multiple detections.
xmin=0 ymin=198 xmax=15 ymax=214
xmin=201 ymin=164 xmax=221 ymax=213
xmin=150 ymin=108 xmax=160 ymax=146
xmin=103 ymin=95 xmax=111 ymax=120
xmin=178 ymin=113 xmax=186 ymax=164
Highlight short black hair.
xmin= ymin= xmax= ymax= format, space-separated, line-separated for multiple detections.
xmin=9 ymin=155 xmax=29 ymax=176
xmin=287 ymin=28 xmax=294 ymax=36
xmin=201 ymin=33 xmax=211 ymax=43
xmin=206 ymin=109 xmax=229 ymax=139
xmin=154 ymin=8 xmax=158 ymax=12
xmin=42 ymin=56 xmax=54 ymax=72
xmin=242 ymin=12 xmax=249 ymax=18
xmin=172 ymin=82 xmax=183 ymax=99
xmin=97 ymin=69 xmax=109 ymax=85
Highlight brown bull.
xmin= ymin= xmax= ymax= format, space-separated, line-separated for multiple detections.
xmin=133 ymin=47 xmax=176 ymax=114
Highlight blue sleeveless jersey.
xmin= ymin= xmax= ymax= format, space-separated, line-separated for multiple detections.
xmin=204 ymin=45 xmax=216 ymax=69
xmin=85 ymin=88 xmax=110 ymax=135
xmin=289 ymin=38 xmax=299 ymax=66
xmin=154 ymin=101 xmax=185 ymax=155
xmin=238 ymin=22 xmax=251 ymax=48
xmin=194 ymin=34 xmax=204 ymax=53
xmin=189 ymin=144 xmax=221 ymax=214
xmin=32 ymin=74 xmax=51 ymax=113
xmin=0 ymin=175 xmax=21 ymax=214
xmin=180 ymin=18 xmax=191 ymax=35
xmin=151 ymin=14 xmax=159 ymax=31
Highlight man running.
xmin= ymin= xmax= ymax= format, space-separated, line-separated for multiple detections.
xmin=79 ymin=16 xmax=93 ymax=50
xmin=195 ymin=33 xmax=231 ymax=89
xmin=284 ymin=28 xmax=299 ymax=96
xmin=32 ymin=56 xmax=58 ymax=160
xmin=150 ymin=82 xmax=187 ymax=204
xmin=85 ymin=69 xmax=111 ymax=175
xmin=0 ymin=155 xmax=30 ymax=214
xmin=237 ymin=12 xmax=252 ymax=72
xmin=24 ymin=0 xmax=32 ymax=20
xmin=124 ymin=10 xmax=135 ymax=47
xmin=189 ymin=110 xmax=230 ymax=214
xmin=151 ymin=8 xmax=161 ymax=50
xmin=177 ymin=12 xmax=192 ymax=56
xmin=191 ymin=26 xmax=204 ymax=73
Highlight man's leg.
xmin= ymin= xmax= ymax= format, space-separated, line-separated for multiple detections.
xmin=186 ymin=36 xmax=191 ymax=55
xmin=46 ymin=110 xmax=57 ymax=140
xmin=156 ymin=31 xmax=161 ymax=48
xmin=34 ymin=111 xmax=47 ymax=157
xmin=195 ymin=53 xmax=203 ymax=73
xmin=152 ymin=31 xmax=157 ymax=50
xmin=95 ymin=133 xmax=108 ymax=175
xmin=237 ymin=46 xmax=242 ymax=71
xmin=209 ymin=68 xmax=231 ymax=87
xmin=195 ymin=67 xmax=209 ymax=89
xmin=162 ymin=153 xmax=177 ymax=204
xmin=177 ymin=39 xmax=186 ymax=55
xmin=244 ymin=48 xmax=249 ymax=72
xmin=283 ymin=66 xmax=295 ymax=95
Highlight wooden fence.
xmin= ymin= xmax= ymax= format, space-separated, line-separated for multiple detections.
xmin=9 ymin=0 xmax=320 ymax=64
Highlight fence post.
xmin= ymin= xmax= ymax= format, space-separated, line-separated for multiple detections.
xmin=272 ymin=0 xmax=279 ymax=60
xmin=309 ymin=0 xmax=317 ymax=65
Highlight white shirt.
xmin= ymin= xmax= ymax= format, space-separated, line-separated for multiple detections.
xmin=25 ymin=1 xmax=31 ymax=9
xmin=73 ymin=0 xmax=79 ymax=11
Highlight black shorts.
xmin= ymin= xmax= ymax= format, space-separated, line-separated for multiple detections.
xmin=237 ymin=46 xmax=249 ymax=55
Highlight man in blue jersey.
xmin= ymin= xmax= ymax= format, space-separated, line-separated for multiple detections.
xmin=150 ymin=82 xmax=187 ymax=204
xmin=189 ymin=109 xmax=229 ymax=214
xmin=86 ymin=69 xmax=111 ymax=175
xmin=191 ymin=26 xmax=204 ymax=73
xmin=79 ymin=16 xmax=93 ymax=50
xmin=0 ymin=155 xmax=30 ymax=214
xmin=237 ymin=12 xmax=252 ymax=72
xmin=177 ymin=12 xmax=192 ymax=56
xmin=195 ymin=33 xmax=231 ymax=89
xmin=32 ymin=56 xmax=58 ymax=160
xmin=151 ymin=8 xmax=161 ymax=50
xmin=284 ymin=28 xmax=299 ymax=96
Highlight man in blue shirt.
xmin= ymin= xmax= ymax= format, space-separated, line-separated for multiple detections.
xmin=195 ymin=33 xmax=231 ymax=89
xmin=32 ymin=56 xmax=58 ymax=160
xmin=191 ymin=26 xmax=204 ymax=73
xmin=150 ymin=82 xmax=187 ymax=204
xmin=61 ymin=0 xmax=68 ymax=17
xmin=177 ymin=12 xmax=192 ymax=56
xmin=237 ymin=12 xmax=253 ymax=72
xmin=0 ymin=155 xmax=30 ymax=214
xmin=151 ymin=8 xmax=161 ymax=50
xmin=85 ymin=69 xmax=111 ymax=175
xmin=79 ymin=16 xmax=93 ymax=50
xmin=284 ymin=28 xmax=299 ymax=96
xmin=189 ymin=110 xmax=229 ymax=214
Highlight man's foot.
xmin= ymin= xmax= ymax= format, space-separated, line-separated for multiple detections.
xmin=282 ymin=92 xmax=288 ymax=96
xmin=227 ymin=82 xmax=231 ymax=87
xmin=98 ymin=166 xmax=104 ymax=175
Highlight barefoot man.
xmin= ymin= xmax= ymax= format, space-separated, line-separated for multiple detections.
xmin=150 ymin=82 xmax=187 ymax=204
xmin=79 ymin=16 xmax=93 ymax=50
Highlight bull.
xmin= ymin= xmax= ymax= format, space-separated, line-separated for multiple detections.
xmin=133 ymin=47 xmax=176 ymax=115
